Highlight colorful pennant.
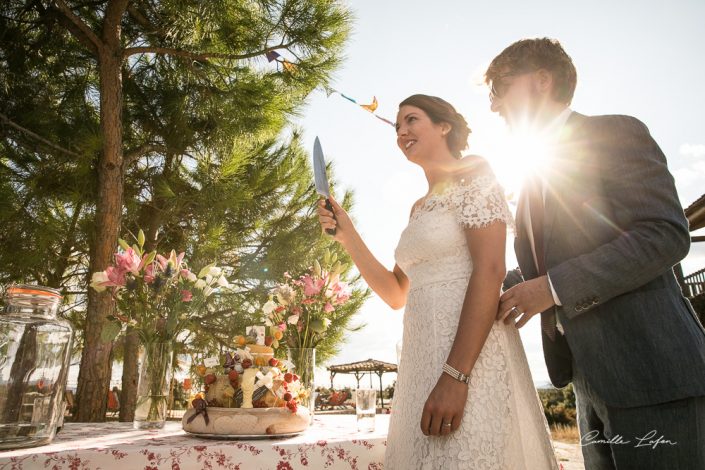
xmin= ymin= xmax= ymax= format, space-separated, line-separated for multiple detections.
xmin=324 ymin=88 xmax=395 ymax=128
xmin=263 ymin=50 xmax=395 ymax=128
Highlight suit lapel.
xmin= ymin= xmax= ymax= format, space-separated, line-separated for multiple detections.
xmin=543 ymin=112 xmax=585 ymax=254
xmin=514 ymin=184 xmax=538 ymax=279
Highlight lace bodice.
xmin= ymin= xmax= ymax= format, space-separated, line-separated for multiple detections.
xmin=385 ymin=173 xmax=558 ymax=469
xmin=395 ymin=174 xmax=514 ymax=290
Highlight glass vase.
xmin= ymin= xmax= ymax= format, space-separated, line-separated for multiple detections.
xmin=287 ymin=348 xmax=315 ymax=425
xmin=0 ymin=285 xmax=73 ymax=449
xmin=134 ymin=341 xmax=173 ymax=430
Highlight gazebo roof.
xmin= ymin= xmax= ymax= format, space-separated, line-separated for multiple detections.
xmin=685 ymin=193 xmax=705 ymax=231
xmin=327 ymin=358 xmax=398 ymax=374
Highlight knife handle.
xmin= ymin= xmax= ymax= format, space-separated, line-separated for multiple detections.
xmin=325 ymin=199 xmax=337 ymax=236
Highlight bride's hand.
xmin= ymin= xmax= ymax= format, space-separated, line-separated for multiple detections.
xmin=317 ymin=195 xmax=353 ymax=244
xmin=420 ymin=373 xmax=468 ymax=437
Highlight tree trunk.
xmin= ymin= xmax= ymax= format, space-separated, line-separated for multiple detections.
xmin=119 ymin=326 xmax=139 ymax=421
xmin=75 ymin=35 xmax=125 ymax=421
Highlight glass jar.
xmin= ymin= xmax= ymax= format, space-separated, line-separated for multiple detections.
xmin=0 ymin=285 xmax=74 ymax=449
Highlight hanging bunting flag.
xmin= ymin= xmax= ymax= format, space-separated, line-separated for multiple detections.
xmin=339 ymin=93 xmax=358 ymax=104
xmin=322 ymin=88 xmax=395 ymax=128
xmin=265 ymin=51 xmax=281 ymax=62
xmin=375 ymin=114 xmax=395 ymax=127
xmin=263 ymin=49 xmax=296 ymax=74
xmin=360 ymin=96 xmax=378 ymax=113
xmin=282 ymin=59 xmax=297 ymax=74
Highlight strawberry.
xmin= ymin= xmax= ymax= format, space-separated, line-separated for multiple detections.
xmin=268 ymin=358 xmax=279 ymax=367
xmin=284 ymin=372 xmax=293 ymax=383
xmin=283 ymin=392 xmax=292 ymax=402
xmin=242 ymin=359 xmax=252 ymax=369
xmin=204 ymin=373 xmax=216 ymax=385
xmin=228 ymin=370 xmax=239 ymax=382
xmin=293 ymin=374 xmax=299 ymax=381
xmin=286 ymin=400 xmax=298 ymax=413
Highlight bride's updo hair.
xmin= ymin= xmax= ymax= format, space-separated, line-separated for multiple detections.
xmin=398 ymin=94 xmax=471 ymax=159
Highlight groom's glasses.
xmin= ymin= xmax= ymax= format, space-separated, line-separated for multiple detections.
xmin=489 ymin=72 xmax=519 ymax=101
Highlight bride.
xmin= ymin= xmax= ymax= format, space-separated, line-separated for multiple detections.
xmin=318 ymin=94 xmax=558 ymax=469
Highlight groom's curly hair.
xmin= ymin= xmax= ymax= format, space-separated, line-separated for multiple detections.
xmin=485 ymin=38 xmax=577 ymax=105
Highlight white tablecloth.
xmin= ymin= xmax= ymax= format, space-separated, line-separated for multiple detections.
xmin=0 ymin=414 xmax=389 ymax=469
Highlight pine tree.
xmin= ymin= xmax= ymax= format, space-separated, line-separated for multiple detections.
xmin=0 ymin=0 xmax=351 ymax=421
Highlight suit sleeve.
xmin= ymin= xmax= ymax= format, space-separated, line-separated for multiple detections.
xmin=547 ymin=115 xmax=690 ymax=319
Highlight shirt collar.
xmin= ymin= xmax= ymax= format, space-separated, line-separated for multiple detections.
xmin=545 ymin=107 xmax=573 ymax=144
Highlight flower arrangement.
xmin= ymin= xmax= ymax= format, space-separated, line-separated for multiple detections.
xmin=262 ymin=249 xmax=352 ymax=351
xmin=90 ymin=229 xmax=230 ymax=343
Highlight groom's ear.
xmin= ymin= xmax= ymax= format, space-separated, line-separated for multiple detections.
xmin=535 ymin=69 xmax=554 ymax=96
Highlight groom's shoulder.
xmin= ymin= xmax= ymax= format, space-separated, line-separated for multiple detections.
xmin=579 ymin=113 xmax=650 ymax=136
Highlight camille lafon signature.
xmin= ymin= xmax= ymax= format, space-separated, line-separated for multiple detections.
xmin=580 ymin=430 xmax=677 ymax=449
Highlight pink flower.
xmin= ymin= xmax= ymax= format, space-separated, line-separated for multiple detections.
xmin=156 ymin=250 xmax=185 ymax=272
xmin=114 ymin=248 xmax=141 ymax=275
xmin=277 ymin=322 xmax=287 ymax=332
xmin=324 ymin=302 xmax=334 ymax=313
xmin=105 ymin=266 xmax=127 ymax=287
xmin=302 ymin=275 xmax=324 ymax=296
xmin=181 ymin=290 xmax=193 ymax=302
xmin=144 ymin=264 xmax=156 ymax=284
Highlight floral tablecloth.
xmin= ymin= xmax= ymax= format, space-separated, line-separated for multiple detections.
xmin=0 ymin=414 xmax=389 ymax=469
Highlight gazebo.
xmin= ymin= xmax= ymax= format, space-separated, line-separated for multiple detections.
xmin=677 ymin=193 xmax=705 ymax=323
xmin=327 ymin=358 xmax=398 ymax=408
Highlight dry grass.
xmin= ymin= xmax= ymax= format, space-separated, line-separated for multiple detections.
xmin=551 ymin=423 xmax=580 ymax=444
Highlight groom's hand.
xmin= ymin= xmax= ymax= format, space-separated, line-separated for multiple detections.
xmin=497 ymin=276 xmax=555 ymax=328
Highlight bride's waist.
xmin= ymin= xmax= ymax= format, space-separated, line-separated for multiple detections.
xmin=406 ymin=264 xmax=472 ymax=291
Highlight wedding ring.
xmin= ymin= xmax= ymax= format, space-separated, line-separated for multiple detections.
xmin=511 ymin=306 xmax=520 ymax=315
xmin=443 ymin=423 xmax=452 ymax=427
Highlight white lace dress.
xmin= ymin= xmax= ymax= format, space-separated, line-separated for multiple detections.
xmin=384 ymin=174 xmax=559 ymax=470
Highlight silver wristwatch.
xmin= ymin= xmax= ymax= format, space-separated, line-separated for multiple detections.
xmin=442 ymin=362 xmax=470 ymax=385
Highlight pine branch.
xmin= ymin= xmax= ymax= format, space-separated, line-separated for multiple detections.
xmin=0 ymin=112 xmax=82 ymax=158
xmin=52 ymin=0 xmax=102 ymax=53
xmin=124 ymin=143 xmax=166 ymax=165
xmin=122 ymin=42 xmax=295 ymax=61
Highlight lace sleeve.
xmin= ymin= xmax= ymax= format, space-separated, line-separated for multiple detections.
xmin=449 ymin=174 xmax=515 ymax=230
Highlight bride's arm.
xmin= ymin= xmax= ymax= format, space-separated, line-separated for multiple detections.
xmin=318 ymin=195 xmax=409 ymax=310
xmin=446 ymin=222 xmax=507 ymax=374
xmin=420 ymin=221 xmax=507 ymax=436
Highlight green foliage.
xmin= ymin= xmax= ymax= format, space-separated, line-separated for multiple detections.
xmin=0 ymin=1 xmax=359 ymax=369
xmin=538 ymin=383 xmax=577 ymax=426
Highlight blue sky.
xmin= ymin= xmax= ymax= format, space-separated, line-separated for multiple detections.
xmin=293 ymin=0 xmax=705 ymax=389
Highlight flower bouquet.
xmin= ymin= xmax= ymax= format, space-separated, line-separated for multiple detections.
xmin=261 ymin=249 xmax=353 ymax=418
xmin=90 ymin=229 xmax=230 ymax=428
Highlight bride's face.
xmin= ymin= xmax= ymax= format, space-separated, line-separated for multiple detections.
xmin=395 ymin=105 xmax=449 ymax=164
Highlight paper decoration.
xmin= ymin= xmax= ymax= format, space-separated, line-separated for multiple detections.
xmin=246 ymin=326 xmax=266 ymax=345
xmin=265 ymin=51 xmax=281 ymax=62
xmin=360 ymin=96 xmax=378 ymax=113
xmin=324 ymin=88 xmax=395 ymax=128
xmin=204 ymin=356 xmax=219 ymax=367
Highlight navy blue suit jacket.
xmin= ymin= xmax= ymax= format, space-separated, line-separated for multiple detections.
xmin=515 ymin=112 xmax=705 ymax=407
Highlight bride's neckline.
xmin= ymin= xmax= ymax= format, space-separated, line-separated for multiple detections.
xmin=411 ymin=173 xmax=491 ymax=219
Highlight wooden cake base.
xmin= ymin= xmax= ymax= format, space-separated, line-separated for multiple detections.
xmin=182 ymin=406 xmax=310 ymax=437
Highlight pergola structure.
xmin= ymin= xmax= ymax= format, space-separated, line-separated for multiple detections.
xmin=676 ymin=193 xmax=705 ymax=323
xmin=327 ymin=358 xmax=398 ymax=408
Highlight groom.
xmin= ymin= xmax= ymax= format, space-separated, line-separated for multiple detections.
xmin=490 ymin=38 xmax=705 ymax=469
